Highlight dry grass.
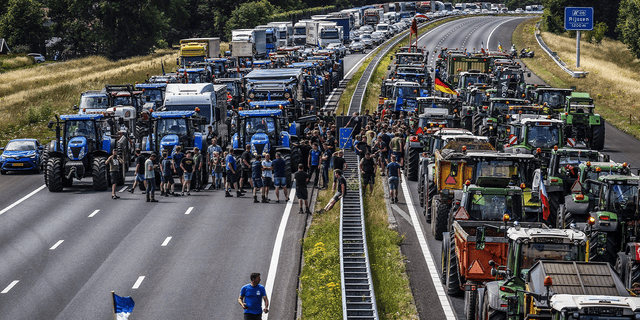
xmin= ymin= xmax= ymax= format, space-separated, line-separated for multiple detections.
xmin=513 ymin=19 xmax=640 ymax=138
xmin=0 ymin=49 xmax=178 ymax=145
xmin=1 ymin=56 xmax=34 ymax=70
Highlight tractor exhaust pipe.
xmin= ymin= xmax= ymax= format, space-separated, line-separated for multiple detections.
xmin=66 ymin=166 xmax=76 ymax=180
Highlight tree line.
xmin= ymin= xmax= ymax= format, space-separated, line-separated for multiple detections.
xmin=0 ymin=0 xmax=368 ymax=60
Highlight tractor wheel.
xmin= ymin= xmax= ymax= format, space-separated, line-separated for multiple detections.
xmin=117 ymin=137 xmax=129 ymax=172
xmin=41 ymin=142 xmax=51 ymax=172
xmin=291 ymin=146 xmax=301 ymax=175
xmin=46 ymin=158 xmax=64 ymax=192
xmin=406 ymin=147 xmax=419 ymax=181
xmin=481 ymin=291 xmax=506 ymax=320
xmin=589 ymin=231 xmax=617 ymax=264
xmin=445 ymin=231 xmax=461 ymax=295
xmin=472 ymin=113 xmax=482 ymax=135
xmin=0 ymin=170 xmax=6 ymax=175
xmin=283 ymin=151 xmax=293 ymax=188
xmin=547 ymin=192 xmax=561 ymax=227
xmin=557 ymin=204 xmax=568 ymax=228
xmin=462 ymin=114 xmax=473 ymax=132
xmin=92 ymin=156 xmax=109 ymax=191
xmin=432 ymin=198 xmax=450 ymax=240
xmin=590 ymin=122 xmax=605 ymax=151
xmin=440 ymin=233 xmax=449 ymax=284
xmin=465 ymin=289 xmax=478 ymax=320
xmin=480 ymin=125 xmax=489 ymax=137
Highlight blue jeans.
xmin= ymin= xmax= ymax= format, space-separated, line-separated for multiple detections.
xmin=146 ymin=178 xmax=156 ymax=195
xmin=212 ymin=172 xmax=223 ymax=187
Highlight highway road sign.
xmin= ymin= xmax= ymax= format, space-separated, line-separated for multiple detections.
xmin=565 ymin=7 xmax=594 ymax=31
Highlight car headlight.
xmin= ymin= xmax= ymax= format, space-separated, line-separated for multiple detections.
xmin=28 ymin=153 xmax=36 ymax=158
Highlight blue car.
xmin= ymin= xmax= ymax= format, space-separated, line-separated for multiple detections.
xmin=0 ymin=139 xmax=42 ymax=174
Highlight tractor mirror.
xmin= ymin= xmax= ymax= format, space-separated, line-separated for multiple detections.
xmin=475 ymin=226 xmax=486 ymax=250
xmin=489 ymin=259 xmax=497 ymax=276
xmin=47 ymin=120 xmax=54 ymax=129
xmin=73 ymin=105 xmax=79 ymax=110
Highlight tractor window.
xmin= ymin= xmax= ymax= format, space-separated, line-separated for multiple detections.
xmin=608 ymin=184 xmax=638 ymax=216
xmin=157 ymin=118 xmax=188 ymax=138
xmin=142 ymin=90 xmax=163 ymax=103
xmin=80 ymin=95 xmax=109 ymax=110
xmin=66 ymin=120 xmax=97 ymax=142
xmin=112 ymin=95 xmax=133 ymax=106
xmin=394 ymin=86 xmax=418 ymax=99
xmin=520 ymin=243 xmax=579 ymax=271
xmin=225 ymin=83 xmax=239 ymax=96
xmin=527 ymin=125 xmax=559 ymax=149
xmin=540 ymin=92 xmax=565 ymax=107
xmin=467 ymin=194 xmax=521 ymax=221
xmin=246 ymin=117 xmax=276 ymax=137
xmin=476 ymin=161 xmax=517 ymax=178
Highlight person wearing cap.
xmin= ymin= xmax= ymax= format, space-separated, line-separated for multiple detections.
xmin=145 ymin=153 xmax=158 ymax=202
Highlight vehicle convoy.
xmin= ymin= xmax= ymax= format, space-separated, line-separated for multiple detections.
xmin=43 ymin=114 xmax=125 ymax=192
xmin=230 ymin=109 xmax=299 ymax=187
xmin=502 ymin=117 xmax=565 ymax=160
xmin=561 ymin=92 xmax=605 ymax=150
xmin=445 ymin=220 xmax=584 ymax=320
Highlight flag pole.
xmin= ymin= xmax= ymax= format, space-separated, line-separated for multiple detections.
xmin=111 ymin=291 xmax=117 ymax=320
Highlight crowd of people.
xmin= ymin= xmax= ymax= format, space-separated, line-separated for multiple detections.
xmin=116 ymin=107 xmax=418 ymax=212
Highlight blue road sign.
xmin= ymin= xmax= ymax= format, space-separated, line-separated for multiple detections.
xmin=565 ymin=7 xmax=594 ymax=31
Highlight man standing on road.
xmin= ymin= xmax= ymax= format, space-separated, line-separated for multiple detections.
xmin=161 ymin=150 xmax=175 ymax=197
xmin=145 ymin=153 xmax=158 ymax=202
xmin=359 ymin=152 xmax=377 ymax=195
xmin=129 ymin=148 xmax=146 ymax=193
xmin=294 ymin=164 xmax=311 ymax=214
xmin=192 ymin=147 xmax=203 ymax=191
xmin=308 ymin=143 xmax=321 ymax=188
xmin=373 ymin=135 xmax=389 ymax=176
xmin=387 ymin=155 xmax=402 ymax=203
xmin=238 ymin=273 xmax=269 ymax=320
xmin=272 ymin=152 xmax=289 ymax=203
xmin=225 ymin=148 xmax=243 ymax=197
xmin=106 ymin=149 xmax=123 ymax=199
xmin=180 ymin=151 xmax=194 ymax=196
xmin=261 ymin=153 xmax=273 ymax=203
xmin=207 ymin=138 xmax=223 ymax=190
xmin=251 ymin=154 xmax=264 ymax=203
xmin=240 ymin=144 xmax=253 ymax=193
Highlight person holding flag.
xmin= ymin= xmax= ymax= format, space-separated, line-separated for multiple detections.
xmin=434 ymin=74 xmax=457 ymax=96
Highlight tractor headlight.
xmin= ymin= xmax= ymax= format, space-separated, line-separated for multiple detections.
xmin=249 ymin=93 xmax=255 ymax=99
xmin=67 ymin=147 xmax=74 ymax=158
xmin=78 ymin=147 xmax=86 ymax=159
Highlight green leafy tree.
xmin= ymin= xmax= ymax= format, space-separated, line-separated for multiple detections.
xmin=617 ymin=0 xmax=640 ymax=58
xmin=0 ymin=0 xmax=48 ymax=53
xmin=225 ymin=0 xmax=279 ymax=39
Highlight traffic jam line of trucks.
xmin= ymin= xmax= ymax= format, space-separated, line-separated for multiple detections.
xmin=386 ymin=39 xmax=640 ymax=319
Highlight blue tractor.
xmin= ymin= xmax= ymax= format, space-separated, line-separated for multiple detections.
xmin=142 ymin=110 xmax=207 ymax=158
xmin=44 ymin=114 xmax=120 ymax=192
xmin=231 ymin=109 xmax=300 ymax=187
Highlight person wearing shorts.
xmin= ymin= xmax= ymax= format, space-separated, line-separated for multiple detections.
xmin=387 ymin=155 xmax=402 ymax=203
xmin=359 ymin=152 xmax=377 ymax=195
xmin=294 ymin=164 xmax=310 ymax=214
xmin=225 ymin=148 xmax=243 ymax=197
xmin=261 ymin=154 xmax=273 ymax=203
xmin=180 ymin=151 xmax=194 ymax=195
xmin=251 ymin=154 xmax=264 ymax=203
xmin=272 ymin=152 xmax=288 ymax=203
xmin=317 ymin=169 xmax=347 ymax=214
xmin=130 ymin=149 xmax=146 ymax=193
xmin=106 ymin=148 xmax=123 ymax=199
xmin=161 ymin=150 xmax=175 ymax=196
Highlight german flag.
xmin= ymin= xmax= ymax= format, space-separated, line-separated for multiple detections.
xmin=434 ymin=76 xmax=457 ymax=95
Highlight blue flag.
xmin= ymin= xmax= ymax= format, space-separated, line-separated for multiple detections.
xmin=113 ymin=293 xmax=135 ymax=320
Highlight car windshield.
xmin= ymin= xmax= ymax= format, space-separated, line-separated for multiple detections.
xmin=609 ymin=184 xmax=638 ymax=215
xmin=394 ymin=86 xmax=418 ymax=99
xmin=5 ymin=141 xmax=36 ymax=151
xmin=245 ymin=117 xmax=276 ymax=137
xmin=520 ymin=243 xmax=580 ymax=271
xmin=66 ymin=120 xmax=97 ymax=143
xmin=526 ymin=125 xmax=559 ymax=149
xmin=80 ymin=95 xmax=109 ymax=110
xmin=157 ymin=118 xmax=188 ymax=138
xmin=468 ymin=193 xmax=521 ymax=221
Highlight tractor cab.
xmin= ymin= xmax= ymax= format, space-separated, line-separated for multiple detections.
xmin=534 ymin=87 xmax=573 ymax=112
xmin=135 ymin=82 xmax=167 ymax=111
xmin=232 ymin=109 xmax=291 ymax=157
xmin=144 ymin=111 xmax=207 ymax=158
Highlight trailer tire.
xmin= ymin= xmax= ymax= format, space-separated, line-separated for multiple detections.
xmin=461 ymin=114 xmax=473 ymax=132
xmin=547 ymin=192 xmax=560 ymax=227
xmin=47 ymin=158 xmax=64 ymax=192
xmin=92 ymin=156 xmax=109 ymax=191
xmin=406 ymin=147 xmax=419 ymax=181
xmin=590 ymin=122 xmax=605 ymax=151
xmin=445 ymin=231 xmax=461 ymax=295
xmin=440 ymin=232 xmax=449 ymax=284
xmin=589 ymin=231 xmax=617 ymax=264
xmin=432 ymin=199 xmax=450 ymax=240
xmin=465 ymin=289 xmax=477 ymax=320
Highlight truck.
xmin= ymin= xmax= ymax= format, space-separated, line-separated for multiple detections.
xmin=254 ymin=25 xmax=278 ymax=53
xmin=364 ymin=8 xmax=380 ymax=25
xmin=231 ymin=29 xmax=267 ymax=58
xmin=178 ymin=38 xmax=220 ymax=66
xmin=163 ymin=83 xmax=229 ymax=147
xmin=306 ymin=21 xmax=342 ymax=48
xmin=293 ymin=20 xmax=309 ymax=46
xmin=268 ymin=21 xmax=293 ymax=47
xmin=325 ymin=17 xmax=351 ymax=43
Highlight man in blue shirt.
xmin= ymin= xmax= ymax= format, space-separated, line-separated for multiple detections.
xmin=225 ymin=147 xmax=244 ymax=198
xmin=387 ymin=155 xmax=402 ymax=203
xmin=308 ymin=143 xmax=321 ymax=188
xmin=251 ymin=154 xmax=264 ymax=203
xmin=238 ymin=273 xmax=269 ymax=320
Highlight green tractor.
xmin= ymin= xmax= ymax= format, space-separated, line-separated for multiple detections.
xmin=502 ymin=117 xmax=564 ymax=161
xmin=561 ymin=92 xmax=605 ymax=150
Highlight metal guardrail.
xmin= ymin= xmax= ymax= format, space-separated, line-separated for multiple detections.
xmin=339 ymin=151 xmax=378 ymax=320
xmin=534 ymin=22 xmax=587 ymax=78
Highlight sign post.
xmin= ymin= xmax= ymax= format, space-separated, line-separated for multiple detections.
xmin=564 ymin=7 xmax=593 ymax=68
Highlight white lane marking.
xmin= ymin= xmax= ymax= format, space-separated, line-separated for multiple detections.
xmin=487 ymin=17 xmax=520 ymax=51
xmin=263 ymin=187 xmax=296 ymax=320
xmin=400 ymin=179 xmax=456 ymax=320
xmin=132 ymin=276 xmax=145 ymax=289
xmin=118 ymin=186 xmax=128 ymax=193
xmin=184 ymin=207 xmax=194 ymax=215
xmin=1 ymin=281 xmax=19 ymax=294
xmin=161 ymin=237 xmax=172 ymax=247
xmin=88 ymin=210 xmax=100 ymax=218
xmin=49 ymin=240 xmax=64 ymax=250
xmin=204 ymin=183 xmax=212 ymax=190
xmin=391 ymin=204 xmax=413 ymax=227
xmin=0 ymin=184 xmax=46 ymax=216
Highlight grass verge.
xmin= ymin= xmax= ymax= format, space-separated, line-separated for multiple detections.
xmin=512 ymin=18 xmax=640 ymax=139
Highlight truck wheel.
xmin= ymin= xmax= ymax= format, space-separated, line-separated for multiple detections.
xmin=445 ymin=231 xmax=461 ymax=295
xmin=406 ymin=147 xmax=419 ymax=181
xmin=47 ymin=158 xmax=64 ymax=192
xmin=92 ymin=156 xmax=109 ymax=191
xmin=432 ymin=199 xmax=450 ymax=240
xmin=465 ymin=289 xmax=477 ymax=320
xmin=482 ymin=291 xmax=506 ymax=320
xmin=589 ymin=231 xmax=617 ymax=264
xmin=546 ymin=193 xmax=560 ymax=227
xmin=291 ymin=146 xmax=301 ymax=177
xmin=283 ymin=151 xmax=293 ymax=188
xmin=117 ymin=137 xmax=129 ymax=172
xmin=590 ymin=122 xmax=605 ymax=151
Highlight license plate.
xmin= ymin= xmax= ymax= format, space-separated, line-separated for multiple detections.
xmin=12 ymin=163 xmax=23 ymax=166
